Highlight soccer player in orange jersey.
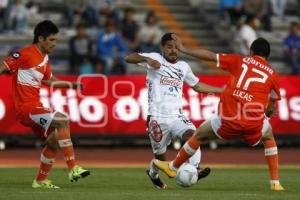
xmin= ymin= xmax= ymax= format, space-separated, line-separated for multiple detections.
xmin=0 ymin=20 xmax=90 ymax=188
xmin=153 ymin=34 xmax=284 ymax=191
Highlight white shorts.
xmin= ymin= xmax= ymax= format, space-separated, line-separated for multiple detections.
xmin=147 ymin=115 xmax=196 ymax=155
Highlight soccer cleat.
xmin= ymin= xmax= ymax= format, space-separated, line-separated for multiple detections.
xmin=153 ymin=159 xmax=176 ymax=178
xmin=197 ymin=167 xmax=211 ymax=181
xmin=271 ymin=183 xmax=285 ymax=191
xmin=32 ymin=179 xmax=60 ymax=189
xmin=68 ymin=165 xmax=90 ymax=182
xmin=146 ymin=169 xmax=167 ymax=189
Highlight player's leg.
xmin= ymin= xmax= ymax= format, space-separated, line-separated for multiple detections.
xmin=20 ymin=107 xmax=61 ymax=188
xmin=147 ymin=153 xmax=167 ymax=189
xmin=181 ymin=129 xmax=211 ymax=180
xmin=169 ymin=116 xmax=202 ymax=168
xmin=261 ymin=120 xmax=284 ymax=191
xmin=172 ymin=118 xmax=216 ymax=169
xmin=172 ymin=116 xmax=208 ymax=177
xmin=154 ymin=117 xmax=217 ymax=178
xmin=50 ymin=112 xmax=75 ymax=170
xmin=50 ymin=112 xmax=90 ymax=182
xmin=32 ymin=131 xmax=60 ymax=189
xmin=149 ymin=153 xmax=166 ymax=178
xmin=146 ymin=117 xmax=169 ymax=189
xmin=181 ymin=129 xmax=201 ymax=168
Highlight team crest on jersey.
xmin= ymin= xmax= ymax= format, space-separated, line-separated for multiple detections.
xmin=148 ymin=120 xmax=163 ymax=142
xmin=12 ymin=52 xmax=21 ymax=59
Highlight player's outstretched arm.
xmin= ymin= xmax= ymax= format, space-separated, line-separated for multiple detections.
xmin=42 ymin=76 xmax=83 ymax=89
xmin=192 ymin=82 xmax=224 ymax=94
xmin=172 ymin=34 xmax=217 ymax=63
xmin=125 ymin=53 xmax=160 ymax=69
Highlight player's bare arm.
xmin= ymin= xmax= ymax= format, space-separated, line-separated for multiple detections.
xmin=0 ymin=63 xmax=8 ymax=74
xmin=42 ymin=76 xmax=83 ymax=89
xmin=125 ymin=53 xmax=161 ymax=69
xmin=265 ymin=100 xmax=277 ymax=118
xmin=172 ymin=34 xmax=217 ymax=63
xmin=192 ymin=82 xmax=224 ymax=94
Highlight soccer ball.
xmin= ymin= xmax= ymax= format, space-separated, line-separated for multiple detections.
xmin=175 ymin=163 xmax=198 ymax=187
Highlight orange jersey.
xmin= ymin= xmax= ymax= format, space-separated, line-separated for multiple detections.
xmin=216 ymin=54 xmax=281 ymax=128
xmin=3 ymin=45 xmax=52 ymax=113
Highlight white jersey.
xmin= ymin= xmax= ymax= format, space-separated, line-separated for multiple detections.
xmin=138 ymin=52 xmax=199 ymax=117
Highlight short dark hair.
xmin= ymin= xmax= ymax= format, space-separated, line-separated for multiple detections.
xmin=124 ymin=7 xmax=135 ymax=14
xmin=145 ymin=11 xmax=157 ymax=24
xmin=290 ymin=21 xmax=299 ymax=28
xmin=250 ymin=38 xmax=271 ymax=58
xmin=161 ymin=33 xmax=174 ymax=46
xmin=33 ymin=20 xmax=59 ymax=43
xmin=76 ymin=23 xmax=86 ymax=30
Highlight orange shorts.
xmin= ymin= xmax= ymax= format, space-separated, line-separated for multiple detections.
xmin=210 ymin=115 xmax=270 ymax=146
xmin=17 ymin=105 xmax=57 ymax=140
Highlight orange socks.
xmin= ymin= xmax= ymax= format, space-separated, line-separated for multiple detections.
xmin=57 ymin=127 xmax=76 ymax=170
xmin=36 ymin=147 xmax=56 ymax=181
xmin=264 ymin=139 xmax=279 ymax=181
xmin=35 ymin=127 xmax=76 ymax=181
xmin=172 ymin=135 xmax=201 ymax=169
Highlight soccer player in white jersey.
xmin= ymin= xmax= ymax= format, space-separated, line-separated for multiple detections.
xmin=125 ymin=33 xmax=224 ymax=189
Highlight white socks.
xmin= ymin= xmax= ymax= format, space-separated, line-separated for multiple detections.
xmin=149 ymin=160 xmax=159 ymax=179
xmin=188 ymin=147 xmax=201 ymax=168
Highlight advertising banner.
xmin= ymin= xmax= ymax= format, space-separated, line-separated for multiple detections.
xmin=0 ymin=75 xmax=299 ymax=136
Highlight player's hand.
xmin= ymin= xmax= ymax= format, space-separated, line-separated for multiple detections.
xmin=171 ymin=34 xmax=185 ymax=52
xmin=72 ymin=82 xmax=84 ymax=90
xmin=265 ymin=100 xmax=277 ymax=118
xmin=265 ymin=108 xmax=277 ymax=118
xmin=146 ymin=58 xmax=161 ymax=69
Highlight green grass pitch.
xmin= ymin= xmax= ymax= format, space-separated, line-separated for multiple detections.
xmin=0 ymin=167 xmax=299 ymax=200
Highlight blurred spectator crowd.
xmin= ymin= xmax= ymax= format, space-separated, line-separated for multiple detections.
xmin=1 ymin=0 xmax=300 ymax=75
xmin=219 ymin=0 xmax=300 ymax=74
xmin=219 ymin=0 xmax=280 ymax=56
xmin=0 ymin=0 xmax=163 ymax=75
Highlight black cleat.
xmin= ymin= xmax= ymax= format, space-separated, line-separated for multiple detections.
xmin=197 ymin=167 xmax=211 ymax=181
xmin=146 ymin=169 xmax=167 ymax=189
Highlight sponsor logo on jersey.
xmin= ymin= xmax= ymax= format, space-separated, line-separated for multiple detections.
xmin=160 ymin=76 xmax=181 ymax=87
xmin=242 ymin=57 xmax=274 ymax=75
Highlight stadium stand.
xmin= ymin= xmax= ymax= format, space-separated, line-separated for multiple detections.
xmin=198 ymin=0 xmax=299 ymax=74
xmin=0 ymin=0 xmax=299 ymax=75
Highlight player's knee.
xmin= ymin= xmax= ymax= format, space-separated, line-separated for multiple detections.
xmin=53 ymin=112 xmax=69 ymax=128
xmin=195 ymin=131 xmax=210 ymax=141
xmin=262 ymin=127 xmax=274 ymax=141
xmin=60 ymin=119 xmax=69 ymax=128
xmin=182 ymin=130 xmax=195 ymax=141
xmin=195 ymin=119 xmax=215 ymax=141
